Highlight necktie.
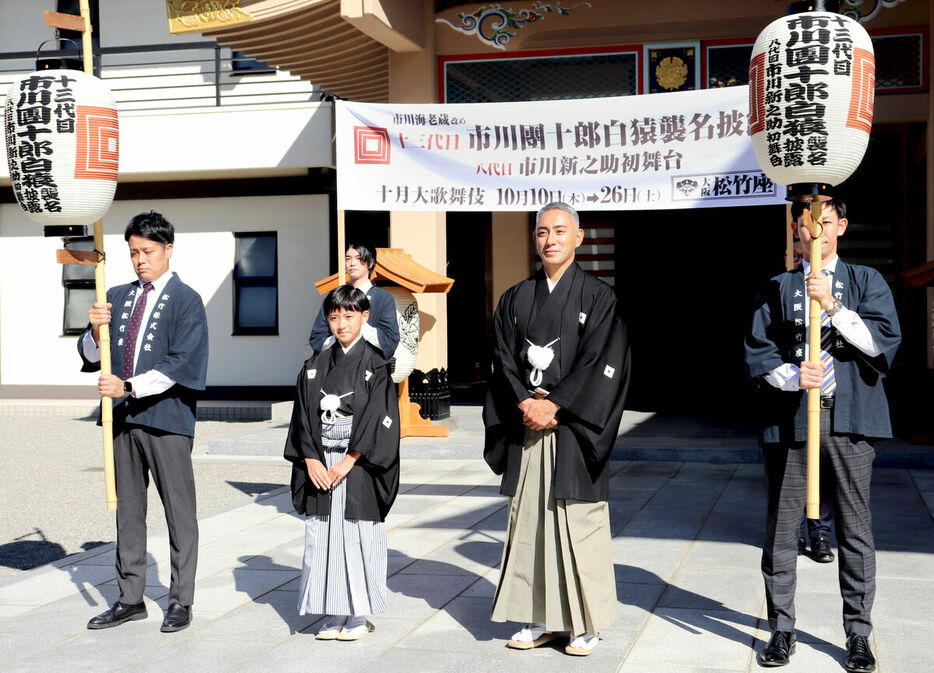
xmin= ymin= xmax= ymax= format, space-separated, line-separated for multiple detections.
xmin=819 ymin=270 xmax=836 ymax=396
xmin=123 ymin=282 xmax=154 ymax=380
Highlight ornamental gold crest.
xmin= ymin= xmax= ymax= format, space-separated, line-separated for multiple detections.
xmin=655 ymin=56 xmax=688 ymax=91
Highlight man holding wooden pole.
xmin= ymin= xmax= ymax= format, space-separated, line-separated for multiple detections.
xmin=745 ymin=196 xmax=900 ymax=671
xmin=79 ymin=212 xmax=208 ymax=633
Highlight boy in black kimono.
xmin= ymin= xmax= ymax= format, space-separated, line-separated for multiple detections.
xmin=285 ymin=285 xmax=400 ymax=640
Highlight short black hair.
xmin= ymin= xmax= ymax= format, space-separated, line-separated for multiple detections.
xmin=124 ymin=211 xmax=174 ymax=245
xmin=790 ymin=197 xmax=847 ymax=222
xmin=347 ymin=243 xmax=376 ymax=277
xmin=323 ymin=284 xmax=370 ymax=314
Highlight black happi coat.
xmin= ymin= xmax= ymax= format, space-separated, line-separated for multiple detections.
xmin=284 ymin=339 xmax=400 ymax=522
xmin=484 ymin=263 xmax=630 ymax=502
xmin=745 ymin=261 xmax=901 ymax=443
xmin=78 ymin=274 xmax=209 ymax=437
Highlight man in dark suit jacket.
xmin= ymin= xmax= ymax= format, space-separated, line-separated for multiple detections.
xmin=309 ymin=244 xmax=400 ymax=361
xmin=745 ymin=197 xmax=900 ymax=672
xmin=79 ymin=211 xmax=209 ymax=633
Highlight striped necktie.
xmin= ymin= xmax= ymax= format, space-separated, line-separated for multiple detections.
xmin=819 ymin=270 xmax=836 ymax=396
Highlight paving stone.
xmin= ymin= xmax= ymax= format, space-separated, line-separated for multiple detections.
xmin=397 ymin=596 xmax=513 ymax=654
xmin=624 ymin=607 xmax=757 ymax=670
xmin=359 ymin=647 xmax=503 ymax=673
xmin=660 ymin=566 xmax=764 ymax=616
xmin=1 ymin=458 xmax=929 ymax=673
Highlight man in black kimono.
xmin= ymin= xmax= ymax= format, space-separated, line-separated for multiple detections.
xmin=79 ymin=211 xmax=209 ymax=633
xmin=745 ymin=197 xmax=900 ymax=671
xmin=309 ymin=244 xmax=400 ymax=361
xmin=484 ymin=202 xmax=629 ymax=656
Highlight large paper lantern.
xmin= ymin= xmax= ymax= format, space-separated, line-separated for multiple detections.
xmin=4 ymin=67 xmax=119 ymax=225
xmin=749 ymin=3 xmax=874 ymax=197
xmin=387 ymin=287 xmax=419 ymax=384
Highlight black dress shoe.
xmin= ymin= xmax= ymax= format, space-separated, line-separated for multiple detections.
xmin=161 ymin=602 xmax=192 ymax=633
xmin=845 ymin=634 xmax=876 ymax=672
xmin=798 ymin=537 xmax=808 ymax=555
xmin=811 ymin=537 xmax=835 ymax=563
xmin=87 ymin=601 xmax=147 ymax=629
xmin=760 ymin=630 xmax=796 ymax=667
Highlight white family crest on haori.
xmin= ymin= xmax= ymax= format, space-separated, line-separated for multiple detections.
xmin=526 ymin=338 xmax=559 ymax=387
xmin=320 ymin=390 xmax=353 ymax=424
xmin=4 ymin=68 xmax=118 ymax=225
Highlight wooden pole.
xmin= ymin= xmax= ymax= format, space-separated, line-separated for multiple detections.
xmin=79 ymin=0 xmax=116 ymax=510
xmin=784 ymin=203 xmax=795 ymax=272
xmin=337 ymin=209 xmax=346 ymax=284
xmin=804 ymin=199 xmax=823 ymax=521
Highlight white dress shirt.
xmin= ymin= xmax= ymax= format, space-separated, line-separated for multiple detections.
xmin=765 ymin=256 xmax=882 ymax=391
xmin=354 ymin=278 xmax=382 ymax=349
xmin=82 ymin=271 xmax=176 ymax=398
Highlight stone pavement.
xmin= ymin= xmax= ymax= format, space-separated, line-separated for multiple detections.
xmin=1 ymin=454 xmax=933 ymax=673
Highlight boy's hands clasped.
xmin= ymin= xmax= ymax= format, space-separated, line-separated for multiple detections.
xmin=305 ymin=451 xmax=361 ymax=490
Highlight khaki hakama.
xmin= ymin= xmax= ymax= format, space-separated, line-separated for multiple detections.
xmin=491 ymin=428 xmax=617 ymax=635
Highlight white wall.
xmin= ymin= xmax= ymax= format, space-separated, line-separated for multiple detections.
xmin=116 ymin=104 xmax=335 ymax=175
xmin=0 ymin=194 xmax=329 ymax=388
xmin=99 ymin=0 xmax=206 ymax=48
xmin=0 ymin=1 xmax=56 ymax=53
xmin=0 ymin=2 xmax=321 ymax=131
xmin=0 ymin=0 xmax=204 ymax=51
xmin=0 ymin=100 xmax=335 ymax=182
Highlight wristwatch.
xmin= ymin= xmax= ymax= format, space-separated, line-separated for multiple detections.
xmin=827 ymin=298 xmax=844 ymax=316
xmin=123 ymin=380 xmax=133 ymax=395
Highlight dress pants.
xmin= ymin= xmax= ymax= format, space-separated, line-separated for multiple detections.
xmin=114 ymin=425 xmax=198 ymax=606
xmin=761 ymin=407 xmax=875 ymax=637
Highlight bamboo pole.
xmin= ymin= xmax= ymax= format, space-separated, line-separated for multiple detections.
xmin=784 ymin=202 xmax=795 ymax=272
xmin=804 ymin=199 xmax=823 ymax=521
xmin=80 ymin=0 xmax=116 ymax=510
xmin=337 ymin=209 xmax=346 ymax=285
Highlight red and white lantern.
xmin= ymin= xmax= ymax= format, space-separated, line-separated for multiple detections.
xmin=4 ymin=68 xmax=119 ymax=225
xmin=749 ymin=8 xmax=874 ymax=194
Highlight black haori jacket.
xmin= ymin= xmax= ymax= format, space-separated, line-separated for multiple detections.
xmin=284 ymin=340 xmax=400 ymax=522
xmin=484 ymin=263 xmax=630 ymax=503
xmin=78 ymin=274 xmax=209 ymax=437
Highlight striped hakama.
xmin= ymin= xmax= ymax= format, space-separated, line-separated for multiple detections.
xmin=491 ymin=428 xmax=618 ymax=636
xmin=297 ymin=415 xmax=388 ymax=617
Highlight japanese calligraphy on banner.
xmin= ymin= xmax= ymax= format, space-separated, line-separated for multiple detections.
xmin=335 ymin=86 xmax=784 ymax=212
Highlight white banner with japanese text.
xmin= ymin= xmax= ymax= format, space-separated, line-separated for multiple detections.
xmin=335 ymin=86 xmax=785 ymax=212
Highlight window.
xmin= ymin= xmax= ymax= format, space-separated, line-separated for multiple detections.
xmin=704 ymin=43 xmax=753 ymax=88
xmin=442 ymin=49 xmax=640 ymax=103
xmin=234 ymin=232 xmax=278 ymax=334
xmin=61 ymin=237 xmax=97 ymax=335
